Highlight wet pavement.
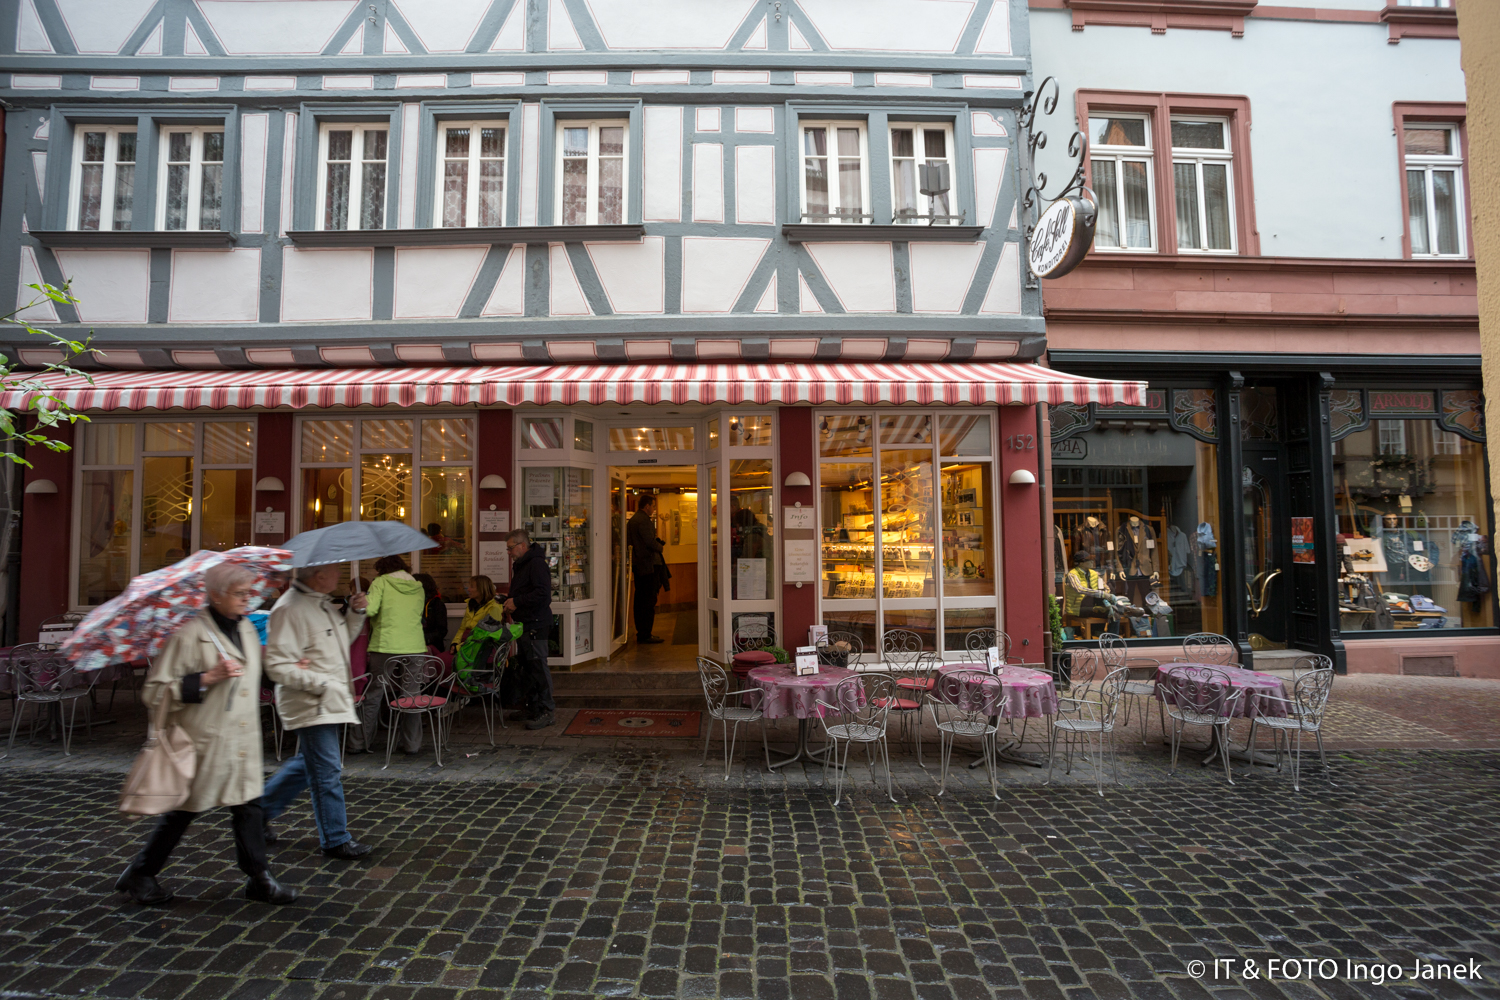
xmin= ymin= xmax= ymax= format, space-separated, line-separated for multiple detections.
xmin=1 ymin=698 xmax=1498 ymax=1000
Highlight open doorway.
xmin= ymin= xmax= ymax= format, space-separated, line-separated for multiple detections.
xmin=608 ymin=465 xmax=701 ymax=671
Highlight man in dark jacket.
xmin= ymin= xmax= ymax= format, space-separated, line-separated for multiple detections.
xmin=502 ymin=529 xmax=556 ymax=729
xmin=627 ymin=495 xmax=666 ymax=644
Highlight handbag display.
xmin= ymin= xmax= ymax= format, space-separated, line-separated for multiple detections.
xmin=118 ymin=687 xmax=196 ymax=816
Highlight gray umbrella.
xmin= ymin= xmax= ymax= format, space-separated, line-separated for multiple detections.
xmin=283 ymin=520 xmax=438 ymax=568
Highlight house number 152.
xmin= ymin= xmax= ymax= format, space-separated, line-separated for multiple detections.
xmin=1005 ymin=434 xmax=1036 ymax=451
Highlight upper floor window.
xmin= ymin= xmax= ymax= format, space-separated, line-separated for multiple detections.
xmin=1089 ymin=116 xmax=1155 ymax=251
xmin=800 ymin=121 xmax=868 ymax=223
xmin=1170 ymin=119 xmax=1235 ymax=253
xmin=70 ymin=126 xmax=136 ymax=231
xmin=557 ymin=120 xmax=627 ymax=225
xmin=890 ymin=123 xmax=954 ymax=224
xmin=158 ymin=127 xmax=225 ymax=232
xmin=318 ymin=124 xmax=388 ymax=231
xmin=438 ymin=121 xmax=506 ymax=228
xmin=1405 ymin=123 xmax=1464 ymax=257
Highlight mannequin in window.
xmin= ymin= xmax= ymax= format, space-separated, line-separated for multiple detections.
xmin=1379 ymin=512 xmax=1433 ymax=587
xmin=1064 ymin=552 xmax=1112 ymax=624
xmin=1115 ymin=515 xmax=1159 ymax=609
xmin=1071 ymin=516 xmax=1108 ymax=571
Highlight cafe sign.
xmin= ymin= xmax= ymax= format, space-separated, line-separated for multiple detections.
xmin=1028 ymin=194 xmax=1097 ymax=280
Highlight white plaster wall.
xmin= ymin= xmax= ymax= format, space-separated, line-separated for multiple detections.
xmin=169 ymin=248 xmax=261 ymax=323
xmin=1029 ymin=11 xmax=1466 ymax=259
xmin=53 ymin=249 xmax=150 ymax=323
xmin=909 ymin=242 xmax=985 ymax=313
xmin=196 ymin=0 xmax=357 ymax=55
xmin=735 ymin=145 xmax=776 ymax=225
xmin=803 ymin=243 xmax=897 ymax=312
xmin=482 ymin=246 xmax=525 ymax=316
xmin=584 ymin=0 xmax=759 ymax=49
xmin=681 ymin=237 xmax=768 ymax=312
xmin=586 ymin=236 xmax=666 ymax=313
xmin=392 ymin=246 xmax=488 ymax=320
xmin=691 ymin=143 xmax=725 ymax=223
xmin=281 ymin=248 xmax=373 ymax=322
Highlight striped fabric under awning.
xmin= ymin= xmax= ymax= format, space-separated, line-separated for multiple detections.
xmin=0 ymin=362 xmax=1145 ymax=412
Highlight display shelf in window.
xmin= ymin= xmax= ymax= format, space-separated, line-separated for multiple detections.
xmin=521 ymin=465 xmax=593 ymax=604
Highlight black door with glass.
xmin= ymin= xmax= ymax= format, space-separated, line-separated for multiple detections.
xmin=1242 ymin=447 xmax=1293 ymax=648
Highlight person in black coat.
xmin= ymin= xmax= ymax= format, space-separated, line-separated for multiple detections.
xmin=502 ymin=529 xmax=556 ymax=729
xmin=413 ymin=572 xmax=448 ymax=650
xmin=627 ymin=495 xmax=666 ymax=644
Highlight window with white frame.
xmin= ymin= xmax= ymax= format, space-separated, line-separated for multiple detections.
xmin=556 ymin=120 xmax=627 ymax=225
xmin=318 ymin=124 xmax=389 ymax=231
xmin=1404 ymin=123 xmax=1465 ymax=257
xmin=437 ymin=121 xmax=506 ymax=228
xmin=799 ymin=121 xmax=869 ymax=223
xmin=1170 ymin=119 xmax=1235 ymax=252
xmin=158 ymin=126 xmax=225 ymax=231
xmin=889 ymin=123 xmax=954 ymax=223
xmin=76 ymin=420 xmax=256 ymax=607
xmin=70 ymin=126 xmax=137 ymax=231
xmin=1377 ymin=419 xmax=1409 ymax=456
xmin=1088 ymin=116 xmax=1155 ymax=251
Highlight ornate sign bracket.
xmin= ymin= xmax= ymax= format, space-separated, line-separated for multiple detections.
xmin=1018 ymin=76 xmax=1096 ymax=286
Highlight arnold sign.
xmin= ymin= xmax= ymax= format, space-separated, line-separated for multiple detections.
xmin=1028 ymin=194 xmax=1097 ymax=279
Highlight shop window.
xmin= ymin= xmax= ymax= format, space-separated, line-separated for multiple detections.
xmin=889 ymin=122 xmax=955 ymax=224
xmin=521 ymin=417 xmax=565 ymax=450
xmin=819 ymin=409 xmax=996 ymax=654
xmin=158 ymin=126 xmax=225 ymax=232
xmin=607 ymin=426 xmax=696 ymax=451
xmin=520 ymin=467 xmax=592 ymax=602
xmin=799 ymin=121 xmax=869 ymax=223
xmin=556 ymin=120 xmax=627 ymax=225
xmin=1334 ymin=416 xmax=1493 ymax=630
xmin=1051 ymin=394 xmax=1222 ymax=641
xmin=70 ymin=126 xmax=137 ymax=232
xmin=727 ymin=415 xmax=773 ymax=448
xmin=298 ymin=416 xmax=472 ymax=600
xmin=436 ymin=121 xmax=506 ymax=228
xmin=1088 ymin=115 xmax=1155 ymax=252
xmin=729 ymin=459 xmax=774 ymax=600
xmin=1404 ymin=122 xmax=1464 ymax=257
xmin=76 ymin=420 xmax=254 ymax=607
xmin=318 ymin=124 xmax=388 ymax=231
xmin=574 ymin=419 xmax=594 ymax=452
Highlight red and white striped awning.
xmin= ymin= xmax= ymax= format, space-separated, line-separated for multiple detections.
xmin=0 ymin=362 xmax=1144 ymax=412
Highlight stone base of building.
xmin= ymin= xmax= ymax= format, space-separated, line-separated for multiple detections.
xmin=1342 ymin=636 xmax=1500 ymax=679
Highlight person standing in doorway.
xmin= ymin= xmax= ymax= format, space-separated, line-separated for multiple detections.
xmin=503 ymin=530 xmax=556 ymax=729
xmin=259 ymin=563 xmax=374 ymax=860
xmin=628 ymin=495 xmax=666 ymax=644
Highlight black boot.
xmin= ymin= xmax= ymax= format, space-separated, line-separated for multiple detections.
xmin=244 ymin=871 xmax=298 ymax=904
xmin=115 ymin=863 xmax=173 ymax=906
xmin=263 ymin=821 xmax=279 ymax=846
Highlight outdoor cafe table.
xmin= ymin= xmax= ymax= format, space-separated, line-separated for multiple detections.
xmin=1155 ymin=662 xmax=1289 ymax=765
xmin=935 ymin=663 xmax=1059 ymax=767
xmin=747 ymin=664 xmax=865 ymax=770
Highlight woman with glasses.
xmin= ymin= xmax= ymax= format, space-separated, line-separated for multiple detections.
xmin=115 ymin=562 xmax=297 ymax=907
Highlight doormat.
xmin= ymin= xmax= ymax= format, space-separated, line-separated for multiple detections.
xmin=564 ymin=709 xmax=702 ymax=738
xmin=671 ymin=612 xmax=699 ymax=645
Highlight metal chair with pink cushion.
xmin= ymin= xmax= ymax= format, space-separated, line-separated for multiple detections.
xmin=378 ymin=654 xmax=455 ymax=769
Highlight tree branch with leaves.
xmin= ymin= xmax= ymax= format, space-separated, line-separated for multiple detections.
xmin=0 ymin=282 xmax=94 ymax=467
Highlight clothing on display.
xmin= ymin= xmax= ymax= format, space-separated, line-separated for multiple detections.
xmin=1071 ymin=522 xmax=1109 ymax=567
xmin=1063 ymin=566 xmax=1110 ymax=618
xmin=1195 ymin=521 xmax=1218 ymax=597
xmin=1166 ymin=525 xmax=1190 ymax=580
xmin=1379 ymin=525 xmax=1434 ymax=586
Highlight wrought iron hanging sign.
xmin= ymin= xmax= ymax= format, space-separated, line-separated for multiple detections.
xmin=1018 ymin=77 xmax=1097 ymax=282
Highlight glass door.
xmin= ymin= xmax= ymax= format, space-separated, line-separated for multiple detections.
xmin=703 ymin=462 xmax=721 ymax=659
xmin=610 ymin=470 xmax=628 ymax=653
xmin=1243 ymin=449 xmax=1290 ymax=649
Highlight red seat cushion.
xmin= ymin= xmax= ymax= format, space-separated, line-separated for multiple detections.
xmin=732 ymin=650 xmax=777 ymax=667
xmin=391 ymin=695 xmax=447 ymax=710
xmin=874 ymin=697 xmax=921 ymax=711
xmin=895 ymin=677 xmax=935 ymax=692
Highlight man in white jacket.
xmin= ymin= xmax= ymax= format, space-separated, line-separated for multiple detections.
xmin=260 ymin=564 xmax=374 ymax=860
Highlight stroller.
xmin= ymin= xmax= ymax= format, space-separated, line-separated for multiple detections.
xmin=451 ymin=614 xmax=524 ymax=745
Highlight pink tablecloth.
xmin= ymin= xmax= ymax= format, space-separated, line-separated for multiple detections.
xmin=935 ymin=664 xmax=1059 ymax=718
xmin=1155 ymin=662 xmax=1288 ymax=720
xmin=748 ymin=665 xmax=865 ymax=720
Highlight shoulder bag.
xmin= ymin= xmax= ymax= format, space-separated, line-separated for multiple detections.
xmin=118 ymin=686 xmax=196 ymax=816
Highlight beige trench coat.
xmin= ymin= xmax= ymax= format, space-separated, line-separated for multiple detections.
xmin=142 ymin=611 xmax=265 ymax=813
xmin=263 ymin=582 xmax=365 ymax=730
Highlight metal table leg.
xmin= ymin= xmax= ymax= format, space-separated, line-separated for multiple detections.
xmin=767 ymin=718 xmax=840 ymax=770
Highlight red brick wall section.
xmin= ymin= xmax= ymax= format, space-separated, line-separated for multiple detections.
xmin=998 ymin=405 xmax=1045 ymax=663
xmin=19 ymin=421 xmax=74 ymax=643
xmin=477 ymin=409 xmax=513 ymax=595
xmin=778 ymin=406 xmax=816 ymax=651
xmin=254 ymin=412 xmax=293 ymax=546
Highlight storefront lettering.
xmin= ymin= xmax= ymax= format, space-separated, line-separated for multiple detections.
xmin=1368 ymin=391 xmax=1434 ymax=414
xmin=1051 ymin=437 xmax=1087 ymax=460
xmin=1006 ymin=434 xmax=1036 ymax=451
xmin=1027 ymin=194 xmax=1097 ymax=280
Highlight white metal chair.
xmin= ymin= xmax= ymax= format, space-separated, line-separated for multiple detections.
xmin=696 ymin=656 xmax=770 ymax=779
xmin=4 ymin=648 xmax=96 ymax=758
xmin=817 ymin=674 xmax=898 ymax=805
xmin=1177 ymin=632 xmax=1238 ymax=666
xmin=1246 ymin=667 xmax=1335 ymax=791
xmin=1046 ymin=665 xmax=1129 ymax=796
xmin=1159 ymin=665 xmax=1244 ymax=785
xmin=378 ymin=654 xmax=456 ymax=769
xmin=929 ymin=668 xmax=1002 ymax=799
xmin=882 ymin=651 xmax=939 ymax=768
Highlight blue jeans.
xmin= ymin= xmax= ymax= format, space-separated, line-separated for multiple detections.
xmin=260 ymin=723 xmax=350 ymax=851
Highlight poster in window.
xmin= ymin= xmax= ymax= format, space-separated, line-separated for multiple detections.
xmin=524 ymin=467 xmax=555 ymax=506
xmin=574 ymin=611 xmax=593 ymax=655
xmin=736 ymin=558 xmax=767 ymax=600
xmin=1291 ymin=517 xmax=1314 ymax=564
xmin=1343 ymin=537 xmax=1387 ymax=573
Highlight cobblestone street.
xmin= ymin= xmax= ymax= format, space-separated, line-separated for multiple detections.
xmin=0 ymin=727 xmax=1496 ymax=1000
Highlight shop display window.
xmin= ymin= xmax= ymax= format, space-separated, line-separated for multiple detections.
xmin=818 ymin=409 xmax=996 ymax=654
xmin=607 ymin=425 xmax=696 ymax=451
xmin=521 ymin=466 xmax=592 ymax=603
xmin=521 ymin=417 xmax=565 ymax=449
xmin=1051 ymin=393 xmax=1223 ymax=641
xmin=1334 ymin=416 xmax=1493 ymax=630
xmin=728 ymin=415 xmax=773 ymax=448
xmin=729 ymin=459 xmax=774 ymax=600
xmin=76 ymin=419 xmax=255 ymax=607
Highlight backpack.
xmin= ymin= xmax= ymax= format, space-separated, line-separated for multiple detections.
xmin=453 ymin=614 xmax=522 ymax=687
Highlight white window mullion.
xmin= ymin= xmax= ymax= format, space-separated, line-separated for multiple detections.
xmin=186 ymin=132 xmax=204 ymax=232
xmin=99 ymin=132 xmax=120 ymax=232
xmin=466 ymin=131 xmax=481 ymax=224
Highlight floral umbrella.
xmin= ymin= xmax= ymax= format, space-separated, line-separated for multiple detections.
xmin=60 ymin=546 xmax=293 ymax=672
